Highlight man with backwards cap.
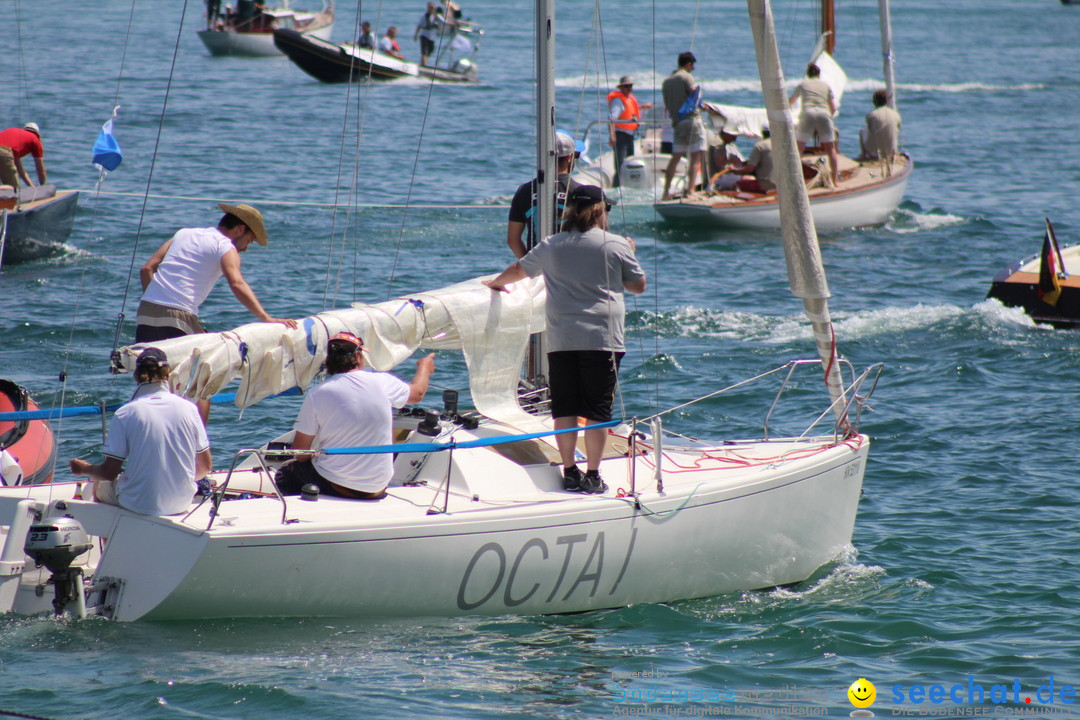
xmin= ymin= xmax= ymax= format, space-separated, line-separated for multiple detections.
xmin=506 ymin=131 xmax=582 ymax=259
xmin=69 ymin=348 xmax=212 ymax=516
xmin=485 ymin=185 xmax=646 ymax=495
xmin=275 ymin=332 xmax=436 ymax=500
xmin=607 ymin=76 xmax=654 ymax=188
xmin=0 ymin=122 xmax=47 ymax=193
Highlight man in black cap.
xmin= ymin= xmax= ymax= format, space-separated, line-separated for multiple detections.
xmin=485 ymin=185 xmax=646 ymax=495
xmin=69 ymin=348 xmax=212 ymax=516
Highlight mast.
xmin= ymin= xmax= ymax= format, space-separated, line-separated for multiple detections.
xmin=748 ymin=0 xmax=848 ymax=425
xmin=878 ymin=0 xmax=898 ymax=111
xmin=525 ymin=0 xmax=557 ymax=387
xmin=820 ymin=0 xmax=835 ymax=55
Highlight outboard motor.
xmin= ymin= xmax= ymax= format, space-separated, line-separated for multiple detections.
xmin=24 ymin=510 xmax=92 ymax=617
xmin=452 ymin=58 xmax=476 ymax=80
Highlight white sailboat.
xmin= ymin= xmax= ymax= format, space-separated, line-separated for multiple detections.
xmin=652 ymin=0 xmax=912 ymax=230
xmin=0 ymin=0 xmax=879 ymax=622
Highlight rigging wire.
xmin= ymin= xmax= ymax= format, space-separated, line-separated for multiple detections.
xmin=382 ymin=14 xmax=459 ymax=302
xmin=48 ymin=0 xmax=144 ymax=478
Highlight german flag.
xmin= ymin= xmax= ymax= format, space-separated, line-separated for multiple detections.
xmin=1037 ymin=218 xmax=1065 ymax=306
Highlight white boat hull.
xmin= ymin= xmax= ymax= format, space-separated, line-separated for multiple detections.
xmin=0 ymin=422 xmax=867 ymax=621
xmin=654 ymin=157 xmax=912 ymax=230
xmin=198 ymin=16 xmax=333 ymax=57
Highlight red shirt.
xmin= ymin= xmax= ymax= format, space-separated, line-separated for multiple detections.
xmin=0 ymin=129 xmax=44 ymax=159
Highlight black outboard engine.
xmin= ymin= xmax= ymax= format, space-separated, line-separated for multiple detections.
xmin=24 ymin=510 xmax=92 ymax=617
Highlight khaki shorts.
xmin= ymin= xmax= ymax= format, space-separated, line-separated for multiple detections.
xmin=0 ymin=146 xmax=20 ymax=191
xmin=796 ymin=107 xmax=836 ymax=144
xmin=94 ymin=477 xmax=122 ymax=506
xmin=672 ymin=116 xmax=708 ymax=154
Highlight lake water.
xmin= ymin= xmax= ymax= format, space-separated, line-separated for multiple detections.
xmin=2 ymin=0 xmax=1080 ymax=718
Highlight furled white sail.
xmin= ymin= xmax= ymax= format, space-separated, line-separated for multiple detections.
xmin=114 ymin=276 xmax=548 ymax=429
xmin=748 ymin=0 xmax=847 ymax=424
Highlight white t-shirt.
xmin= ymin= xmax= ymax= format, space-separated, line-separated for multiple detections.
xmin=295 ymin=370 xmax=411 ymax=493
xmin=103 ymin=385 xmax=210 ymax=515
xmin=142 ymin=227 xmax=235 ymax=315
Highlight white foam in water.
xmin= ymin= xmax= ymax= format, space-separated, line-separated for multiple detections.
xmin=886 ymin=207 xmax=968 ymax=235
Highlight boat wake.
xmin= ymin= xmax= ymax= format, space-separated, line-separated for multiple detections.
xmin=886 ymin=205 xmax=967 ymax=234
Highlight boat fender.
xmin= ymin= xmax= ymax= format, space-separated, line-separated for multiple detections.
xmin=0 ymin=450 xmax=23 ymax=485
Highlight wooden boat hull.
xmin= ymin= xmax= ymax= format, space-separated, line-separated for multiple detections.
xmin=653 ymin=155 xmax=912 ymax=231
xmin=274 ymin=28 xmax=477 ymax=83
xmin=987 ymin=243 xmax=1080 ymax=327
xmin=0 ymin=189 xmax=79 ymax=264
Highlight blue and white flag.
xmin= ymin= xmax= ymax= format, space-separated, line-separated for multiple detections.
xmin=92 ymin=118 xmax=122 ymax=172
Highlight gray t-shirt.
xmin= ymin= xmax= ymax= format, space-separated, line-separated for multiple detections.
xmin=792 ymin=78 xmax=834 ymax=111
xmin=519 ymin=227 xmax=646 ymax=352
xmin=747 ymin=138 xmax=775 ymax=191
xmin=865 ymin=105 xmax=901 ymax=157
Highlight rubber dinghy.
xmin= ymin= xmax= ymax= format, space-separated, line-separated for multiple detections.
xmin=0 ymin=380 xmax=56 ymax=486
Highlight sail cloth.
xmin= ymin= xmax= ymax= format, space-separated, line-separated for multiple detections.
xmin=748 ymin=0 xmax=847 ymax=425
xmin=114 ymin=275 xmax=547 ymax=427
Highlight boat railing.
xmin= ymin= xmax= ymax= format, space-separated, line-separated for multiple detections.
xmin=201 ymin=446 xmax=297 ymax=529
xmin=639 ymin=358 xmax=883 ymax=443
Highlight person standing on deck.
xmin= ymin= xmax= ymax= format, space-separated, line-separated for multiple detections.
xmin=789 ymin=62 xmax=840 ymax=186
xmin=414 ymin=2 xmax=441 ymax=67
xmin=607 ymin=76 xmax=653 ymax=188
xmin=661 ymin=52 xmax=707 ymax=200
xmin=484 ymin=185 xmax=647 ymax=495
xmin=506 ymin=131 xmax=581 ymax=259
xmin=0 ymin=123 xmax=47 ymax=194
xmin=69 ymin=348 xmax=212 ymax=516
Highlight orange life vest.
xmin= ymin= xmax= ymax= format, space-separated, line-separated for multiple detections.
xmin=607 ymin=90 xmax=641 ymax=133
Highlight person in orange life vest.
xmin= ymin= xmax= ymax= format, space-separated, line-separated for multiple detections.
xmin=379 ymin=26 xmax=404 ymax=59
xmin=0 ymin=123 xmax=47 ymax=193
xmin=607 ymin=77 xmax=653 ymax=188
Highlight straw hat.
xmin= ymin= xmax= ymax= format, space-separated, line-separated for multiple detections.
xmin=218 ymin=203 xmax=267 ymax=245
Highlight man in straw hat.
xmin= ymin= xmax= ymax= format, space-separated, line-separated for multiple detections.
xmin=69 ymin=347 xmax=212 ymax=515
xmin=0 ymin=122 xmax=47 ymax=193
xmin=136 ymin=203 xmax=298 ymax=422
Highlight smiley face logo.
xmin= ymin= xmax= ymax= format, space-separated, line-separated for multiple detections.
xmin=848 ymin=678 xmax=876 ymax=708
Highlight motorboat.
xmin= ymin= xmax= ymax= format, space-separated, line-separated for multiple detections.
xmin=987 ymin=219 xmax=1080 ymax=327
xmin=197 ymin=0 xmax=334 ymax=57
xmin=274 ymin=22 xmax=482 ymax=83
xmin=0 ymin=0 xmax=877 ymax=623
xmin=0 ymin=185 xmax=79 ymax=266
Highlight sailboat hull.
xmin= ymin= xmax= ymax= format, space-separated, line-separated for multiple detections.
xmin=654 ymin=155 xmax=912 ymax=231
xmin=0 ymin=429 xmax=866 ymax=621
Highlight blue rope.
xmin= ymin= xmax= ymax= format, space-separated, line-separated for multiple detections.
xmin=0 ymin=386 xmax=303 ymax=421
xmin=321 ymin=419 xmax=621 ymax=455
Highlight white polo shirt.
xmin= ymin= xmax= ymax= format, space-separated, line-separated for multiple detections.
xmin=103 ymin=385 xmax=210 ymax=515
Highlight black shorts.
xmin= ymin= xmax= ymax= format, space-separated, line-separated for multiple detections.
xmin=420 ymin=36 xmax=435 ymax=57
xmin=274 ymin=459 xmax=386 ymax=500
xmin=547 ymin=350 xmax=623 ymax=422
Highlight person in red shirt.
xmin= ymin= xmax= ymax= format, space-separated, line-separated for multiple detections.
xmin=0 ymin=123 xmax=47 ymax=193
